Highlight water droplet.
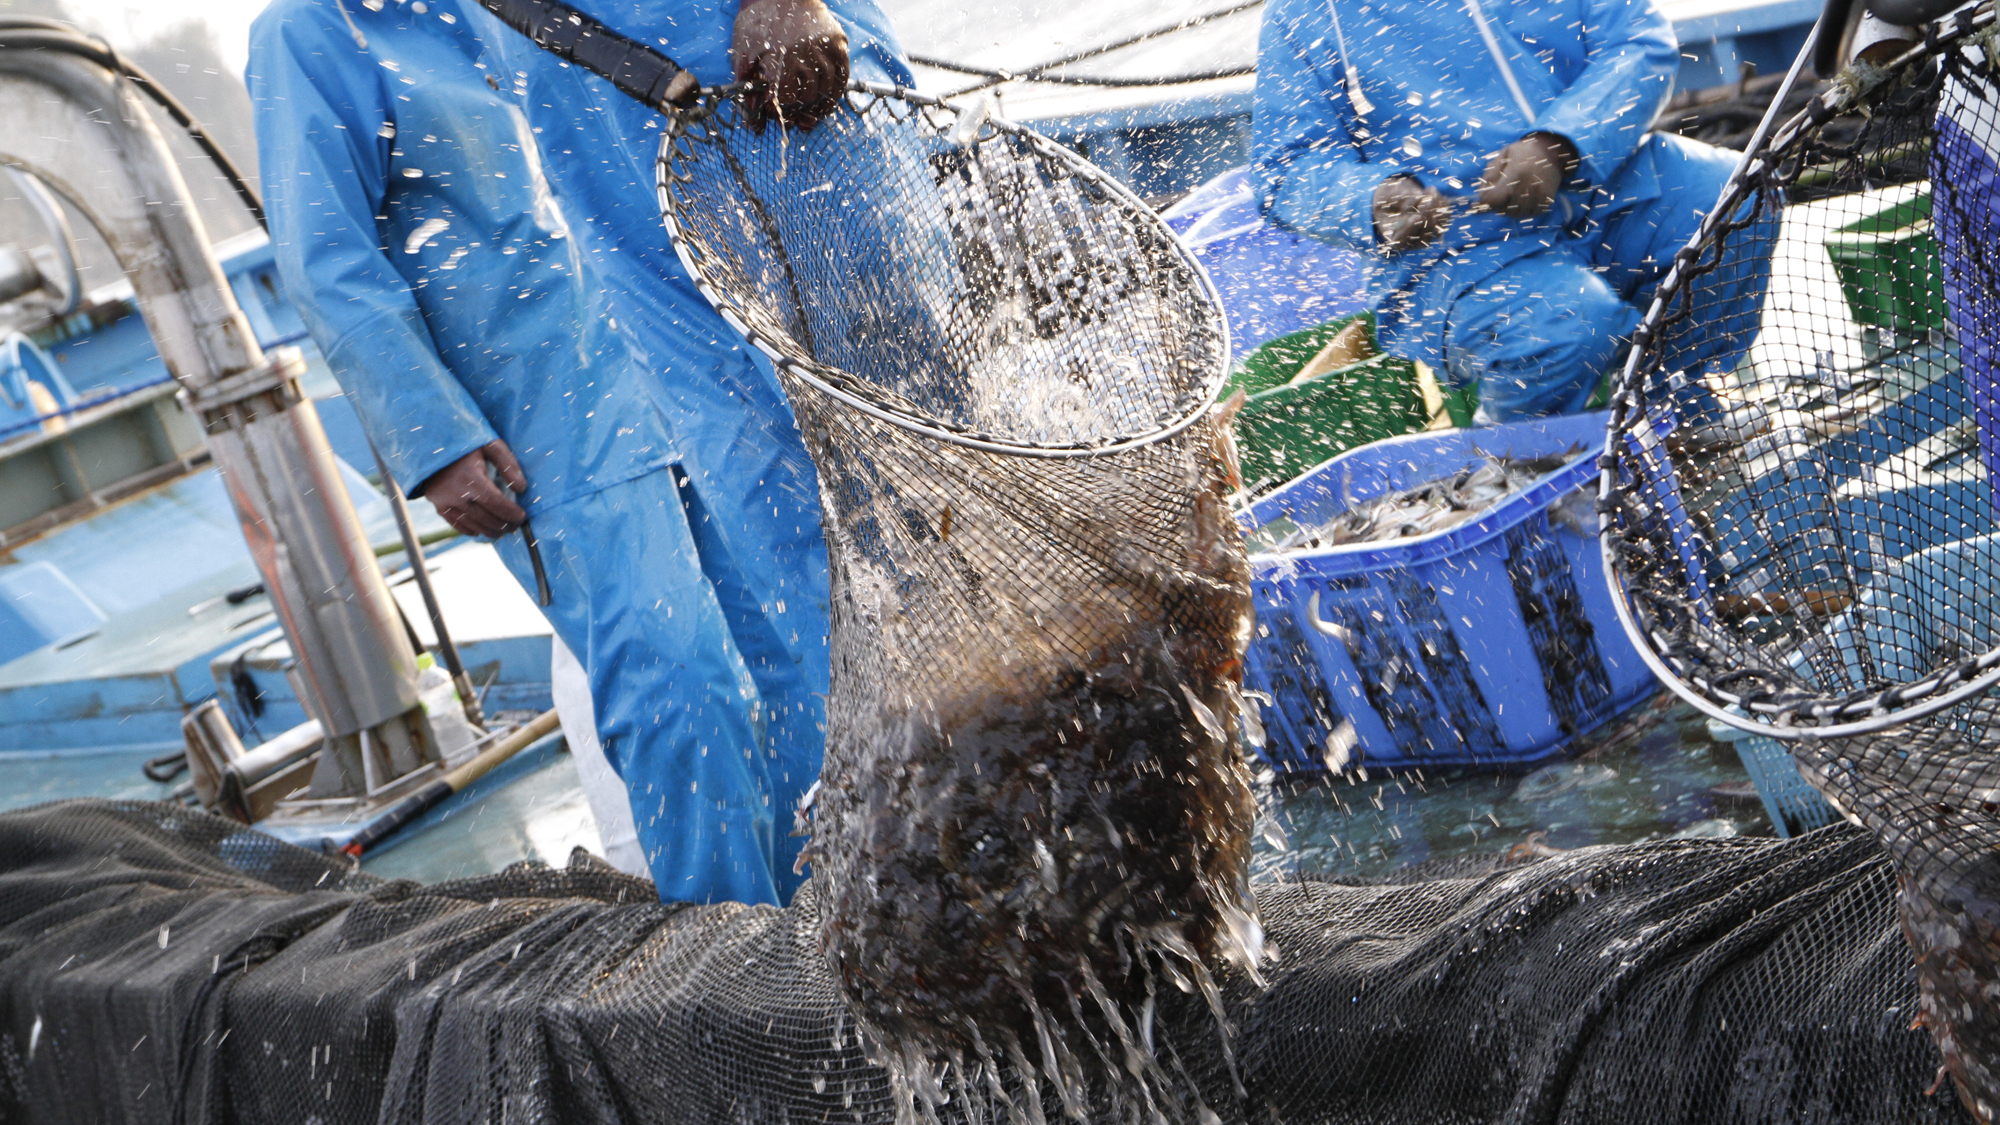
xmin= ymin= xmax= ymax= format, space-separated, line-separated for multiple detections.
xmin=377 ymin=122 xmax=396 ymax=139
xmin=401 ymin=168 xmax=423 ymax=179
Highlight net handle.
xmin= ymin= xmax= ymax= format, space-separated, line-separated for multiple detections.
xmin=654 ymin=80 xmax=1236 ymax=459
xmin=1596 ymin=1 xmax=2000 ymax=736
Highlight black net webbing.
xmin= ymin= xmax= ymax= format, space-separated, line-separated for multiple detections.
xmin=1604 ymin=5 xmax=2000 ymax=732
xmin=0 ymin=799 xmax=1967 ymax=1125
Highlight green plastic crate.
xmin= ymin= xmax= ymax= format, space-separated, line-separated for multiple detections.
xmin=1824 ymin=193 xmax=1947 ymax=334
xmin=1225 ymin=313 xmax=1464 ymax=490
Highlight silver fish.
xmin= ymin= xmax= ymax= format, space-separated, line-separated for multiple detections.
xmin=1286 ymin=445 xmax=1586 ymax=550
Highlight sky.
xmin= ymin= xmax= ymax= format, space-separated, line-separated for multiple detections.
xmin=59 ymin=0 xmax=272 ymax=73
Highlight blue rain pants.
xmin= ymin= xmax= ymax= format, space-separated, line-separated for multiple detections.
xmin=493 ymin=450 xmax=827 ymax=904
xmin=249 ymin=0 xmax=907 ymax=904
xmin=1252 ymin=0 xmax=1769 ymax=420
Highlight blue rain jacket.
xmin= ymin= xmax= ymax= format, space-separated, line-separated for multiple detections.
xmin=249 ymin=0 xmax=909 ymax=904
xmin=249 ymin=0 xmax=905 ymax=501
xmin=1937 ymin=89 xmax=2000 ymax=506
xmin=1251 ymin=0 xmax=1680 ymax=368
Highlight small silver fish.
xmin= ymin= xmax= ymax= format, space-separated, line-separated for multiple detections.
xmin=1297 ymin=445 xmax=1586 ymax=549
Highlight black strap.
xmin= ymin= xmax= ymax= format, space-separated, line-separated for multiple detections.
xmin=476 ymin=0 xmax=698 ymax=110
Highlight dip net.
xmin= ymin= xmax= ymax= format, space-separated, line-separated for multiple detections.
xmin=658 ymin=87 xmax=1261 ymax=1123
xmin=1602 ymin=4 xmax=2000 ymax=736
xmin=1601 ymin=8 xmax=2000 ymax=1116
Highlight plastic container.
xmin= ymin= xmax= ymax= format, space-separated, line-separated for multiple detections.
xmin=1731 ymin=733 xmax=1839 ymax=838
xmin=1238 ymin=412 xmax=1655 ymax=772
xmin=1810 ymin=530 xmax=2000 ymax=693
xmin=1224 ymin=313 xmax=1434 ymax=490
xmin=1160 ymin=166 xmax=1370 ymax=362
xmin=1824 ymin=192 xmax=1947 ymax=334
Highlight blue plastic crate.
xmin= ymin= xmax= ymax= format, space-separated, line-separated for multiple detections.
xmin=1731 ymin=733 xmax=1839 ymax=838
xmin=1160 ymin=167 xmax=1370 ymax=361
xmin=1238 ymin=413 xmax=1656 ymax=773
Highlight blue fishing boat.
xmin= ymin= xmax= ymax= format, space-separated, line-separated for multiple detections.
xmin=0 ymin=0 xmax=1833 ymax=883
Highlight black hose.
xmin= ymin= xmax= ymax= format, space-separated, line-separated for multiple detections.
xmin=143 ymin=750 xmax=188 ymax=783
xmin=0 ymin=19 xmax=266 ymax=228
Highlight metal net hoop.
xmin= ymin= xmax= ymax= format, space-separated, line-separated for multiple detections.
xmin=1601 ymin=3 xmax=2000 ymax=736
xmin=654 ymin=81 xmax=1231 ymax=459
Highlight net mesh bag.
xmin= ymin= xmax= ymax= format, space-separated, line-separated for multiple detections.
xmin=655 ymin=86 xmax=1261 ymax=1121
xmin=0 ymin=798 xmax=1972 ymax=1125
xmin=1603 ymin=7 xmax=2000 ymax=1117
xmin=1602 ymin=5 xmax=2000 ymax=734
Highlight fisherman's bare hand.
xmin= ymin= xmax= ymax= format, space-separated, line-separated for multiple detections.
xmin=733 ymin=0 xmax=849 ymax=133
xmin=1478 ymin=133 xmax=1580 ymax=220
xmin=1372 ymin=175 xmax=1453 ymax=252
xmin=419 ymin=440 xmax=527 ymax=539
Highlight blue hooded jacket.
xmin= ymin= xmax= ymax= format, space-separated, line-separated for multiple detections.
xmin=1252 ymin=0 xmax=1679 ymax=361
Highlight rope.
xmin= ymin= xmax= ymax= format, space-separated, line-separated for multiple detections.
xmin=0 ymin=18 xmax=265 ymax=228
xmin=928 ymin=2 xmax=1263 ymax=99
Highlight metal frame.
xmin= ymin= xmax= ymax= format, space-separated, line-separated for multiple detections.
xmin=0 ymin=44 xmax=429 ymax=764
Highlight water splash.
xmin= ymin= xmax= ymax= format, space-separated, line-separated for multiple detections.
xmin=811 ymin=418 xmax=1266 ymax=1125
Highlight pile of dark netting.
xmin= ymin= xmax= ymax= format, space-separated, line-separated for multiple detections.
xmin=0 ymin=797 xmax=1965 ymax=1124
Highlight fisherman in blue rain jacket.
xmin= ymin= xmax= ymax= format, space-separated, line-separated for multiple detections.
xmin=248 ymin=0 xmax=911 ymax=905
xmin=1253 ymin=0 xmax=1771 ymax=422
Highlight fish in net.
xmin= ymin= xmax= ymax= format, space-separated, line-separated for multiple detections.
xmin=657 ymin=87 xmax=1262 ymax=1122
xmin=1602 ymin=4 xmax=2000 ymax=1116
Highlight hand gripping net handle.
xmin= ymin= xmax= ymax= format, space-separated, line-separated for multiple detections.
xmin=654 ymin=82 xmax=1233 ymax=457
xmin=1599 ymin=3 xmax=2000 ymax=737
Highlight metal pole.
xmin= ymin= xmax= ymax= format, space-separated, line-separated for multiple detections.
xmin=0 ymin=42 xmax=436 ymax=797
xmin=369 ymin=440 xmax=486 ymax=729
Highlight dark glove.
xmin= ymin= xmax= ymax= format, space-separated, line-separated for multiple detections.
xmin=732 ymin=0 xmax=849 ymax=133
xmin=418 ymin=439 xmax=527 ymax=538
xmin=1478 ymin=133 xmax=1580 ymax=220
xmin=1372 ymin=175 xmax=1453 ymax=252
